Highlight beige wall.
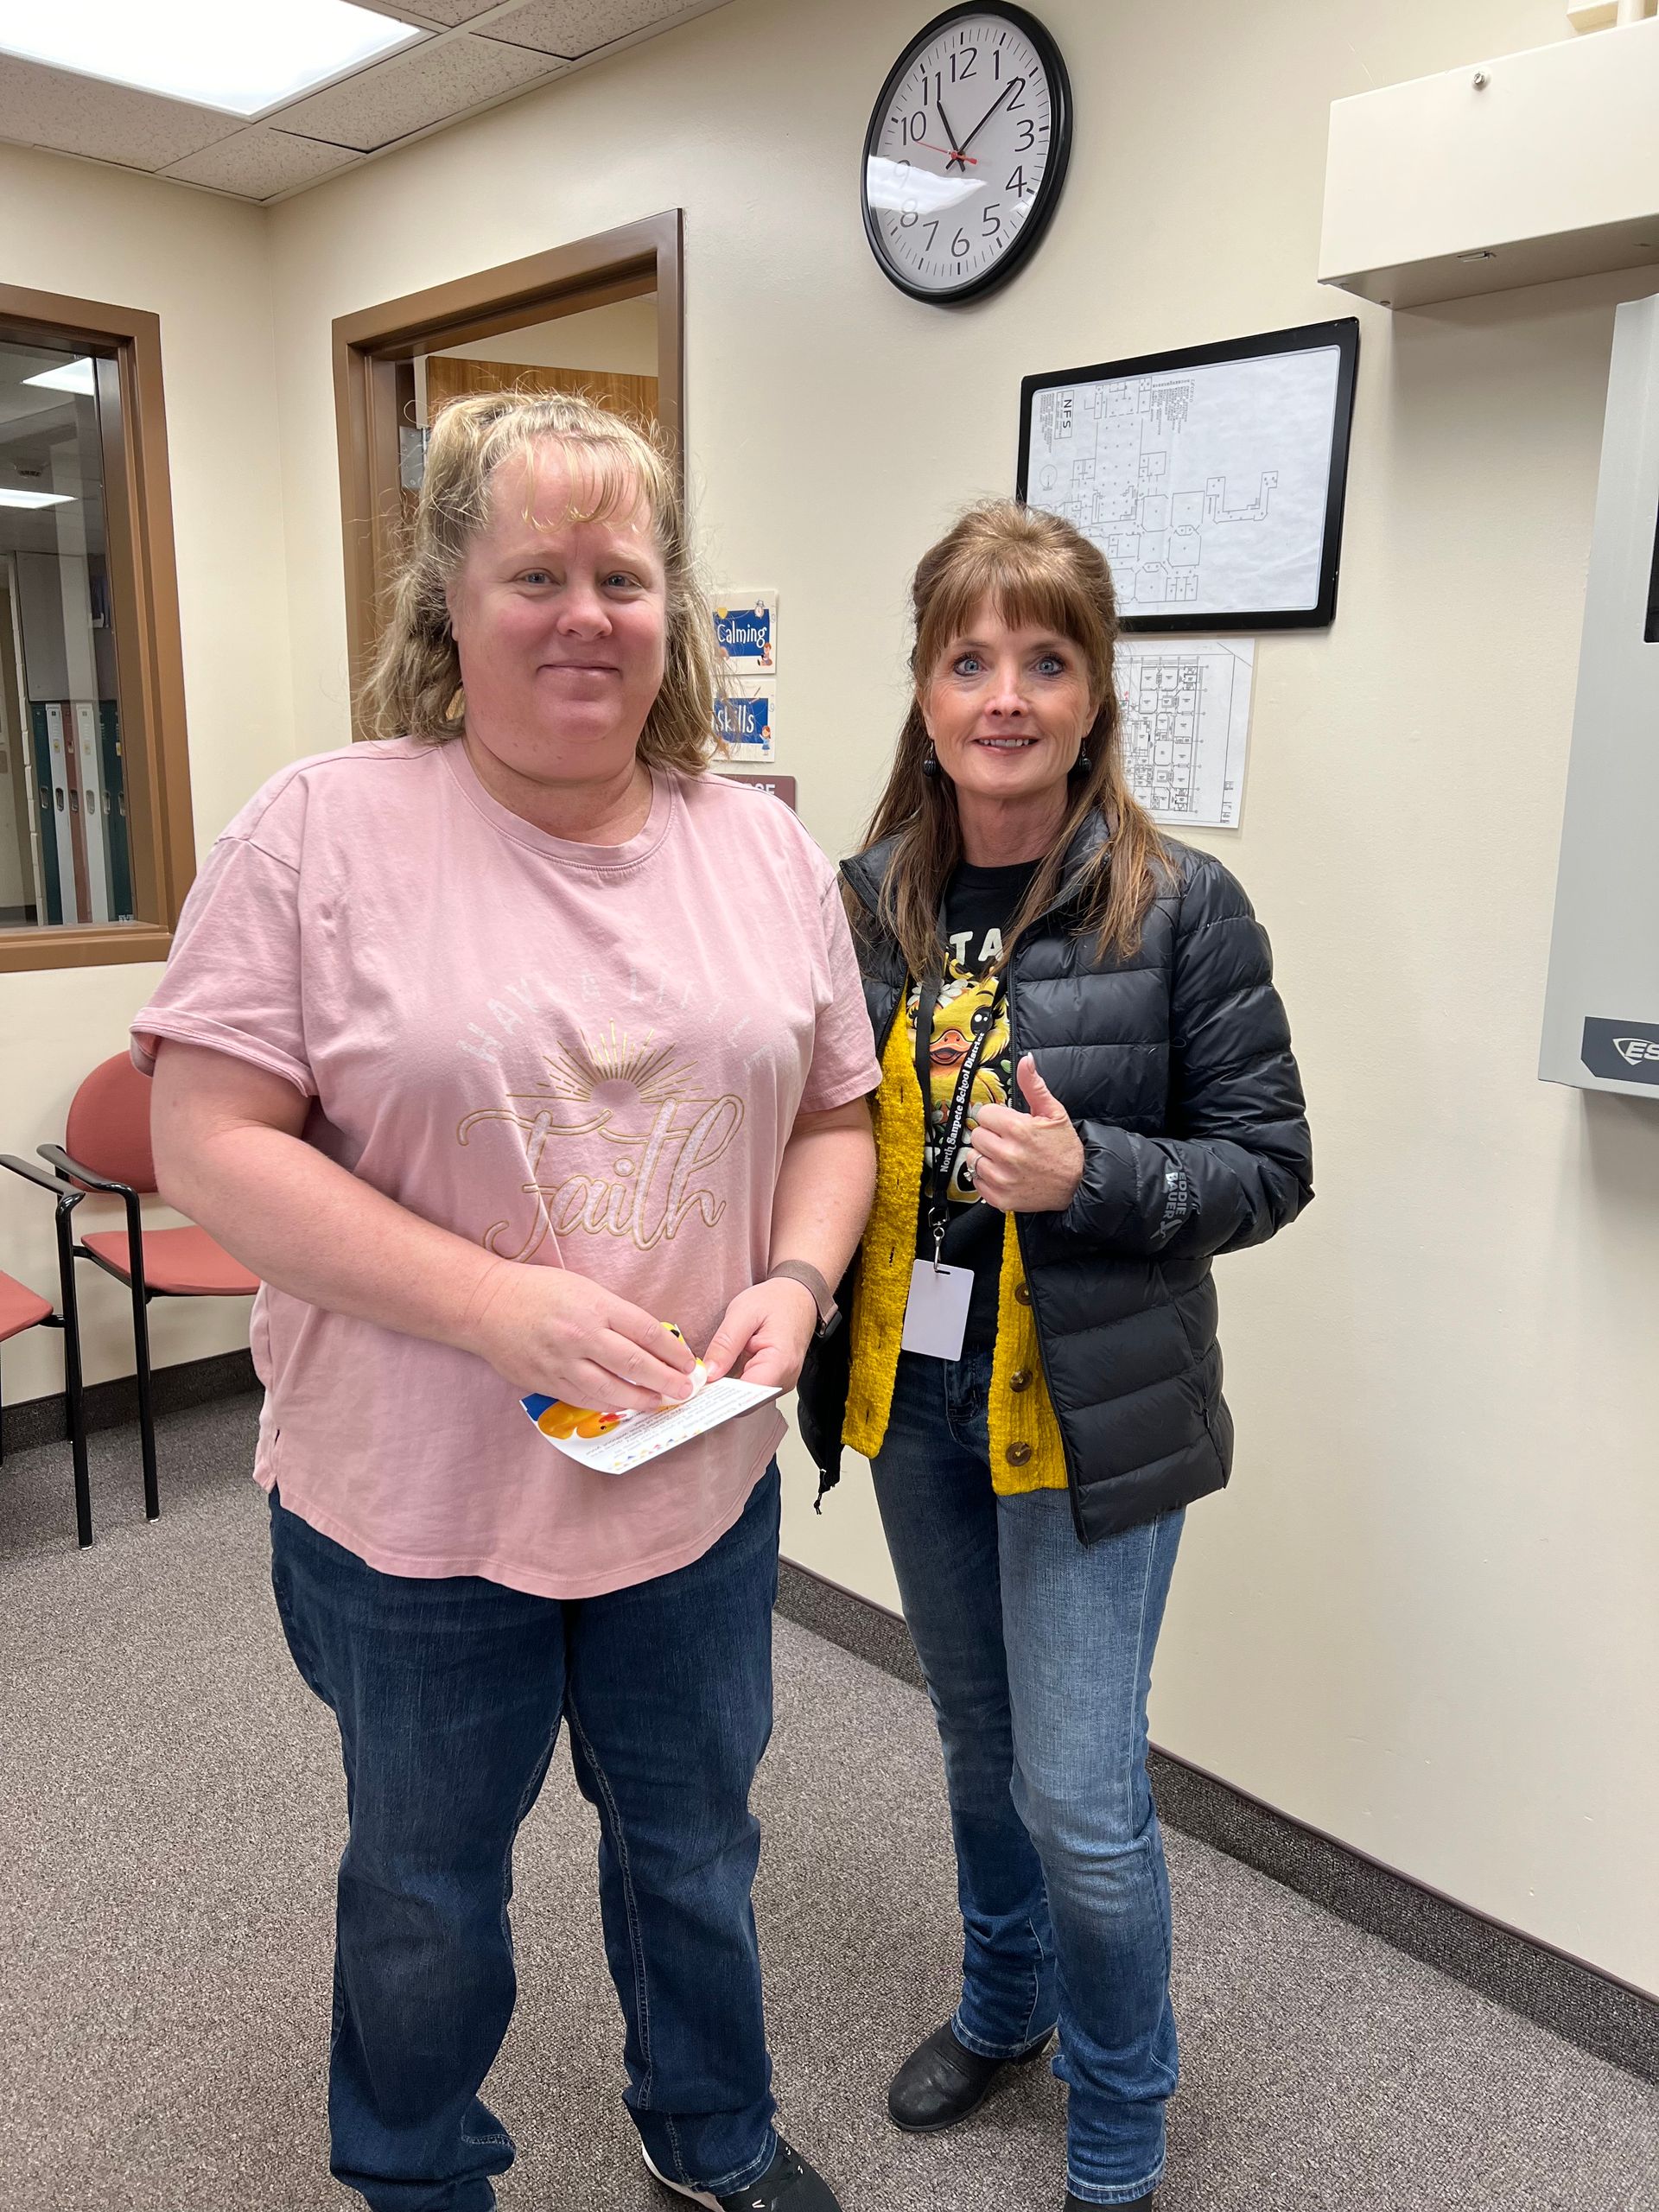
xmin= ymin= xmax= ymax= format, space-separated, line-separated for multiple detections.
xmin=0 ymin=145 xmax=293 ymax=1396
xmin=263 ymin=0 xmax=1658 ymax=1993
xmin=3 ymin=0 xmax=1656 ymax=1994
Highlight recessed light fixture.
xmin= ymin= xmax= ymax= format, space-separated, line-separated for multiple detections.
xmin=23 ymin=359 xmax=98 ymax=396
xmin=0 ymin=0 xmax=421 ymax=118
xmin=0 ymin=490 xmax=75 ymax=509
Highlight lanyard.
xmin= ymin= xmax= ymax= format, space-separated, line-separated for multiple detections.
xmin=914 ymin=966 xmax=1007 ymax=1268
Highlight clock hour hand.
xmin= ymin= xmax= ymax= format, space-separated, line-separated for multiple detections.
xmin=955 ymin=77 xmax=1020 ymax=159
xmin=935 ymin=93 xmax=971 ymax=171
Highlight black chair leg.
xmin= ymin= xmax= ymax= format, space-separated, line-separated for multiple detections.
xmin=0 ymin=1342 xmax=6 ymax=1465
xmin=56 ymin=1211 xmax=92 ymax=1548
xmin=130 ymin=1281 xmax=158 ymax=1523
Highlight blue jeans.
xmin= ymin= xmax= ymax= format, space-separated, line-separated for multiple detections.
xmin=870 ymin=1351 xmax=1183 ymax=2206
xmin=268 ymin=1467 xmax=782 ymax=2212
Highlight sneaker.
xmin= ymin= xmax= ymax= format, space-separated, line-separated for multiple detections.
xmin=643 ymin=2137 xmax=842 ymax=2211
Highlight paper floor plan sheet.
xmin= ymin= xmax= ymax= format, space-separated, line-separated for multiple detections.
xmin=1114 ymin=637 xmax=1255 ymax=830
xmin=1023 ymin=340 xmax=1348 ymax=623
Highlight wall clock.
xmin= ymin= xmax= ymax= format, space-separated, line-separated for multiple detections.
xmin=861 ymin=5 xmax=1073 ymax=305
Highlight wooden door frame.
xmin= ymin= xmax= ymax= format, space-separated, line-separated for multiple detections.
xmin=0 ymin=283 xmax=194 ymax=972
xmin=334 ymin=210 xmax=683 ymax=739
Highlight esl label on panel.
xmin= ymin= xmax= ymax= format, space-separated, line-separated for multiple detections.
xmin=1581 ymin=1019 xmax=1659 ymax=1085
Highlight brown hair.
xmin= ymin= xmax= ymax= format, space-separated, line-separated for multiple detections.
xmin=358 ymin=389 xmax=719 ymax=774
xmin=860 ymin=499 xmax=1169 ymax=977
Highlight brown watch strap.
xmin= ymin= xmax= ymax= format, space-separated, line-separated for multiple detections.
xmin=766 ymin=1259 xmax=838 ymax=1335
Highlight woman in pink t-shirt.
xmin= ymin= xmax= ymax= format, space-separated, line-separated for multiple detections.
xmin=134 ymin=395 xmax=878 ymax=2212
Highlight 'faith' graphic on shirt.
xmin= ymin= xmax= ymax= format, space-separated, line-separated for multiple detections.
xmin=459 ymin=1024 xmax=745 ymax=1262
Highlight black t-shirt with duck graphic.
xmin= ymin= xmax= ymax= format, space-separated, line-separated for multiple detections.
xmin=906 ymin=857 xmax=1041 ymax=1350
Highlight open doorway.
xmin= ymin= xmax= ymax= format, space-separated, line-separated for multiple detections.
xmin=399 ymin=290 xmax=661 ymax=538
xmin=334 ymin=213 xmax=681 ymax=740
xmin=423 ymin=291 xmax=658 ymax=427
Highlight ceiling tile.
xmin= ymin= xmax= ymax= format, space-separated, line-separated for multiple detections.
xmin=270 ymin=32 xmax=567 ymax=152
xmin=350 ymin=0 xmax=509 ymax=23
xmin=479 ymin=0 xmax=711 ymax=60
xmin=159 ymin=126 xmax=364 ymax=200
xmin=0 ymin=56 xmax=238 ymax=170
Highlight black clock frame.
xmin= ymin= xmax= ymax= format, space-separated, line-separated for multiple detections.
xmin=860 ymin=3 xmax=1073 ymax=307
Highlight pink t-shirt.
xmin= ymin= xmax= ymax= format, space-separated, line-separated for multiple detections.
xmin=131 ymin=739 xmax=879 ymax=1599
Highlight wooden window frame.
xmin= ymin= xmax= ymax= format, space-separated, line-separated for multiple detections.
xmin=0 ymin=285 xmax=194 ymax=974
xmin=334 ymin=211 xmax=684 ymax=741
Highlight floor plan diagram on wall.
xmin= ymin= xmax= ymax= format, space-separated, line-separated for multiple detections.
xmin=1021 ymin=334 xmax=1350 ymax=625
xmin=1113 ymin=637 xmax=1255 ymax=830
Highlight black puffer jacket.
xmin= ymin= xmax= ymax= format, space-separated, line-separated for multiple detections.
xmin=798 ymin=817 xmax=1313 ymax=1543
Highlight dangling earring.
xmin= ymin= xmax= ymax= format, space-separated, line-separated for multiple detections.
xmin=445 ymin=684 xmax=466 ymax=726
xmin=1071 ymin=747 xmax=1092 ymax=776
xmin=921 ymin=744 xmax=940 ymax=779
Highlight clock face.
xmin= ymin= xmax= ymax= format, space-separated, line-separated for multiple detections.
xmin=861 ymin=6 xmax=1072 ymax=304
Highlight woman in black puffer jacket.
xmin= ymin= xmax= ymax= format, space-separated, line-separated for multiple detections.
xmin=797 ymin=502 xmax=1312 ymax=2212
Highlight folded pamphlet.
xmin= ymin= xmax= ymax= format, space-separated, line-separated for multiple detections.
xmin=522 ymin=1375 xmax=780 ymax=1473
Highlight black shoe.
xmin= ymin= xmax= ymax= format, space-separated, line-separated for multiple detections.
xmin=887 ymin=2017 xmax=1055 ymax=2133
xmin=1065 ymin=2193 xmax=1155 ymax=2209
xmin=644 ymin=2137 xmax=842 ymax=2211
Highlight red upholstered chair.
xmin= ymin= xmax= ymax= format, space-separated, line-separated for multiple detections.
xmin=0 ymin=1152 xmax=91 ymax=1541
xmin=35 ymin=1052 xmax=258 ymax=1539
xmin=0 ymin=1265 xmax=54 ymax=1462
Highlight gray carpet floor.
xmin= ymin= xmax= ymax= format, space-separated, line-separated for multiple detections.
xmin=1 ymin=1397 xmax=1655 ymax=2212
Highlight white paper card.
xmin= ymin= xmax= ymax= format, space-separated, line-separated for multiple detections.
xmin=900 ymin=1261 xmax=975 ymax=1361
xmin=528 ymin=1378 xmax=780 ymax=1473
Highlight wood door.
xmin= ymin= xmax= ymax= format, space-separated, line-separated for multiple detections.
xmin=425 ymin=354 xmax=658 ymax=429
xmin=334 ymin=215 xmax=684 ymax=741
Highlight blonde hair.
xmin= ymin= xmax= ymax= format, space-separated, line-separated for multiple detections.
xmin=359 ymin=389 xmax=719 ymax=774
xmin=861 ymin=499 xmax=1170 ymax=975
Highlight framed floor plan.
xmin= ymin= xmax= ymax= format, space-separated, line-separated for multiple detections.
xmin=1017 ymin=318 xmax=1359 ymax=632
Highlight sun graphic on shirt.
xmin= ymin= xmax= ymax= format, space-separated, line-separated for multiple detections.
xmin=514 ymin=1023 xmax=696 ymax=1120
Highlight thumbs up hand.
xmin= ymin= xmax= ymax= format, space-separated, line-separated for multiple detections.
xmin=966 ymin=1054 xmax=1086 ymax=1216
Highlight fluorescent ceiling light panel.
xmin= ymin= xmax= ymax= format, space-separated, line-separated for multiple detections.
xmin=0 ymin=1 xmax=422 ymax=117
xmin=0 ymin=490 xmax=75 ymax=509
xmin=23 ymin=359 xmax=98 ymax=396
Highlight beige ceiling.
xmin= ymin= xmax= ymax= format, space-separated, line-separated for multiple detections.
xmin=0 ymin=0 xmax=732 ymax=203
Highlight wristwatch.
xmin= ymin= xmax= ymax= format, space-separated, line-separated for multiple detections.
xmin=766 ymin=1259 xmax=842 ymax=1338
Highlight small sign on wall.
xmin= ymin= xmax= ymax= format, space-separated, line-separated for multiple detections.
xmin=719 ymin=772 xmax=798 ymax=810
xmin=713 ymin=588 xmax=779 ymax=763
xmin=713 ymin=591 xmax=779 ymax=673
xmin=715 ymin=690 xmax=776 ymax=762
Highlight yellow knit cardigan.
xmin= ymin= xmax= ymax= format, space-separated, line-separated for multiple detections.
xmin=842 ymin=1001 xmax=1069 ymax=1496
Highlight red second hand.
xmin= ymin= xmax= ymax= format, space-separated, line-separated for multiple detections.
xmin=919 ymin=143 xmax=977 ymax=163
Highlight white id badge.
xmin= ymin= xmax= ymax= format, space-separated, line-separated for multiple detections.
xmin=900 ymin=1261 xmax=975 ymax=1360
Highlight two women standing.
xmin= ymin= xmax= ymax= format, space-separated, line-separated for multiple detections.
xmin=802 ymin=501 xmax=1312 ymax=2209
xmin=136 ymin=381 xmax=1309 ymax=2212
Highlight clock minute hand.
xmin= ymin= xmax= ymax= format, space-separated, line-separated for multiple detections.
xmin=955 ymin=77 xmax=1020 ymax=159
